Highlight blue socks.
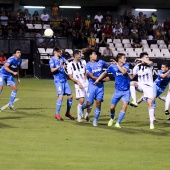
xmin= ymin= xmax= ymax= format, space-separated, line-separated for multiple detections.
xmin=9 ymin=90 xmax=17 ymax=106
xmin=0 ymin=90 xmax=2 ymax=94
xmin=56 ymin=98 xmax=63 ymax=115
xmin=117 ymin=111 xmax=125 ymax=123
xmin=66 ymin=98 xmax=72 ymax=114
xmin=94 ymin=107 xmax=101 ymax=121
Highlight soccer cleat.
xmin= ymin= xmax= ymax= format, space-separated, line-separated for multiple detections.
xmin=158 ymin=96 xmax=166 ymax=102
xmin=65 ymin=113 xmax=75 ymax=120
xmin=93 ymin=120 xmax=98 ymax=127
xmin=84 ymin=115 xmax=90 ymax=122
xmin=55 ymin=114 xmax=64 ymax=121
xmin=8 ymin=105 xmax=16 ymax=111
xmin=165 ymin=110 xmax=169 ymax=115
xmin=167 ymin=117 xmax=170 ymax=120
xmin=129 ymin=101 xmax=138 ymax=107
xmin=108 ymin=118 xmax=115 ymax=127
xmin=150 ymin=124 xmax=154 ymax=130
xmin=114 ymin=123 xmax=121 ymax=128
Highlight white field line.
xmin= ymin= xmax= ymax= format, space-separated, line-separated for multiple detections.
xmin=0 ymin=98 xmax=19 ymax=111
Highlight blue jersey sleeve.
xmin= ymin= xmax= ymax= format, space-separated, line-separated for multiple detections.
xmin=106 ymin=64 xmax=114 ymax=73
xmin=86 ymin=63 xmax=92 ymax=74
xmin=49 ymin=58 xmax=55 ymax=68
xmin=101 ymin=60 xmax=108 ymax=68
xmin=123 ymin=63 xmax=130 ymax=73
xmin=62 ymin=57 xmax=67 ymax=63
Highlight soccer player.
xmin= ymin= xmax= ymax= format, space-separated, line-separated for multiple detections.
xmin=165 ymin=83 xmax=170 ymax=117
xmin=79 ymin=48 xmax=110 ymax=126
xmin=129 ymin=52 xmax=155 ymax=129
xmin=67 ymin=50 xmax=92 ymax=122
xmin=137 ymin=64 xmax=170 ymax=119
xmin=94 ymin=53 xmax=131 ymax=128
xmin=49 ymin=47 xmax=75 ymax=121
xmin=0 ymin=49 xmax=22 ymax=111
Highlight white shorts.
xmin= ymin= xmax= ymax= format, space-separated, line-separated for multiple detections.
xmin=75 ymin=87 xmax=88 ymax=99
xmin=136 ymin=82 xmax=154 ymax=100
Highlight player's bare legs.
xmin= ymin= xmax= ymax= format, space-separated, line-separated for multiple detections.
xmin=130 ymin=81 xmax=139 ymax=107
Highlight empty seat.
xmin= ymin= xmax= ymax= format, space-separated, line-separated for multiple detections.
xmin=126 ymin=48 xmax=134 ymax=52
xmin=113 ymin=39 xmax=121 ymax=44
xmin=152 ymin=48 xmax=161 ymax=53
xmin=116 ymin=47 xmax=125 ymax=52
xmin=109 ymin=43 xmax=114 ymax=47
xmin=34 ymin=24 xmax=43 ymax=29
xmin=142 ymin=44 xmax=149 ymax=48
xmin=115 ymin=43 xmax=123 ymax=48
xmin=157 ymin=40 xmax=165 ymax=45
xmin=107 ymin=38 xmax=112 ymax=43
xmin=43 ymin=24 xmax=51 ymax=29
xmin=46 ymin=48 xmax=53 ymax=54
xmin=148 ymin=52 xmax=155 ymax=58
xmin=143 ymin=48 xmax=151 ymax=53
xmin=112 ymin=51 xmax=118 ymax=57
xmin=99 ymin=47 xmax=106 ymax=54
xmin=161 ymin=49 xmax=170 ymax=58
xmin=124 ymin=43 xmax=131 ymax=48
xmin=141 ymin=40 xmax=147 ymax=44
xmin=26 ymin=24 xmax=34 ymax=29
xmin=159 ymin=44 xmax=167 ymax=49
xmin=134 ymin=48 xmax=143 ymax=55
xmin=150 ymin=44 xmax=158 ymax=49
xmin=38 ymin=48 xmax=46 ymax=53
xmin=127 ymin=51 xmax=137 ymax=57
xmin=65 ymin=49 xmax=73 ymax=55
xmin=122 ymin=39 xmax=130 ymax=44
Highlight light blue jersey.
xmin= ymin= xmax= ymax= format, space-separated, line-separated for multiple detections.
xmin=106 ymin=63 xmax=130 ymax=91
xmin=49 ymin=56 xmax=72 ymax=95
xmin=106 ymin=63 xmax=131 ymax=105
xmin=154 ymin=70 xmax=170 ymax=97
xmin=86 ymin=60 xmax=108 ymax=103
xmin=49 ymin=56 xmax=67 ymax=83
xmin=0 ymin=56 xmax=22 ymax=86
xmin=0 ymin=56 xmax=22 ymax=75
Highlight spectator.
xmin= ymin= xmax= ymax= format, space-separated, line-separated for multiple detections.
xmin=104 ymin=11 xmax=112 ymax=21
xmin=84 ymin=15 xmax=91 ymax=28
xmin=17 ymin=28 xmax=25 ymax=38
xmin=51 ymin=15 xmax=62 ymax=35
xmin=102 ymin=24 xmax=113 ymax=38
xmin=73 ymin=11 xmax=81 ymax=30
xmin=113 ymin=23 xmax=123 ymax=39
xmin=94 ymin=12 xmax=103 ymax=23
xmin=103 ymin=44 xmax=113 ymax=56
xmin=40 ymin=10 xmax=50 ymax=24
xmin=132 ymin=33 xmax=142 ymax=48
xmin=88 ymin=32 xmax=96 ymax=48
xmin=98 ymin=33 xmax=107 ymax=47
xmin=24 ymin=9 xmax=31 ymax=23
xmin=51 ymin=1 xmax=59 ymax=18
xmin=0 ymin=11 xmax=8 ymax=26
xmin=32 ymin=11 xmax=40 ymax=24
xmin=0 ymin=50 xmax=6 ymax=64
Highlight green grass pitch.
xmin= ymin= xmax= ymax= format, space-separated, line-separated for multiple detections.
xmin=0 ymin=78 xmax=169 ymax=170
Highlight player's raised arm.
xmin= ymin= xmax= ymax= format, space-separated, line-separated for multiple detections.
xmin=160 ymin=69 xmax=170 ymax=79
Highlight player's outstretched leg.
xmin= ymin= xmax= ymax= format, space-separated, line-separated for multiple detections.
xmin=114 ymin=111 xmax=125 ymax=128
xmin=8 ymin=89 xmax=17 ymax=111
xmin=93 ymin=107 xmax=100 ymax=127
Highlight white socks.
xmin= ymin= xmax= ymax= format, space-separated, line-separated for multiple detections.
xmin=165 ymin=92 xmax=170 ymax=111
xmin=130 ymin=85 xmax=136 ymax=102
xmin=148 ymin=107 xmax=155 ymax=125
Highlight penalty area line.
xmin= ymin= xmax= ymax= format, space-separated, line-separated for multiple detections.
xmin=0 ymin=98 xmax=19 ymax=111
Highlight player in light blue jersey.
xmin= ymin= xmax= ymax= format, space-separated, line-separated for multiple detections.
xmin=137 ymin=63 xmax=170 ymax=118
xmin=0 ymin=49 xmax=22 ymax=111
xmin=79 ymin=48 xmax=110 ymax=126
xmin=95 ymin=53 xmax=130 ymax=128
xmin=49 ymin=47 xmax=75 ymax=121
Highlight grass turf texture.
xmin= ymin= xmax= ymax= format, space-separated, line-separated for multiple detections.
xmin=0 ymin=78 xmax=170 ymax=170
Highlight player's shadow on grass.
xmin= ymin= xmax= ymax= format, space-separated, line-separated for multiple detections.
xmin=0 ymin=122 xmax=15 ymax=128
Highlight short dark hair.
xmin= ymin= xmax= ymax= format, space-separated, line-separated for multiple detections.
xmin=82 ymin=48 xmax=98 ymax=56
xmin=14 ymin=49 xmax=21 ymax=53
xmin=116 ymin=53 xmax=125 ymax=61
xmin=140 ymin=52 xmax=148 ymax=58
xmin=162 ymin=63 xmax=169 ymax=68
xmin=53 ymin=47 xmax=61 ymax=52
xmin=73 ymin=50 xmax=81 ymax=57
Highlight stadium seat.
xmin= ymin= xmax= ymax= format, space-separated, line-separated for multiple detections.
xmin=115 ymin=43 xmax=123 ymax=48
xmin=122 ymin=39 xmax=130 ymax=44
xmin=26 ymin=24 xmax=34 ymax=29
xmin=126 ymin=48 xmax=134 ymax=52
xmin=34 ymin=24 xmax=43 ymax=29
xmin=116 ymin=47 xmax=125 ymax=52
xmin=99 ymin=47 xmax=106 ymax=54
xmin=152 ymin=48 xmax=161 ymax=53
xmin=148 ymin=52 xmax=155 ymax=58
xmin=161 ymin=49 xmax=170 ymax=58
xmin=107 ymin=38 xmax=112 ymax=43
xmin=110 ymin=47 xmax=115 ymax=51
xmin=134 ymin=48 xmax=143 ymax=55
xmin=65 ymin=49 xmax=73 ymax=55
xmin=150 ymin=44 xmax=158 ymax=49
xmin=157 ymin=40 xmax=165 ymax=45
xmin=141 ymin=39 xmax=147 ymax=44
xmin=112 ymin=51 xmax=118 ymax=57
xmin=109 ymin=43 xmax=114 ymax=47
xmin=142 ymin=44 xmax=149 ymax=48
xmin=127 ymin=51 xmax=137 ymax=57
xmin=168 ymin=44 xmax=170 ymax=50
xmin=46 ymin=48 xmax=53 ymax=54
xmin=113 ymin=39 xmax=121 ymax=44
xmin=43 ymin=24 xmax=51 ymax=29
xmin=143 ymin=48 xmax=151 ymax=53
xmin=38 ymin=48 xmax=46 ymax=54
xmin=124 ymin=43 xmax=131 ymax=48
xmin=159 ymin=44 xmax=167 ymax=49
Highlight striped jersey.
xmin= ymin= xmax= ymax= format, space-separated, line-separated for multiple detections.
xmin=133 ymin=63 xmax=153 ymax=86
xmin=67 ymin=59 xmax=88 ymax=88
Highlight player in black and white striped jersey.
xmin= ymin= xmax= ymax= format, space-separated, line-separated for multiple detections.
xmin=67 ymin=50 xmax=92 ymax=122
xmin=129 ymin=52 xmax=155 ymax=129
